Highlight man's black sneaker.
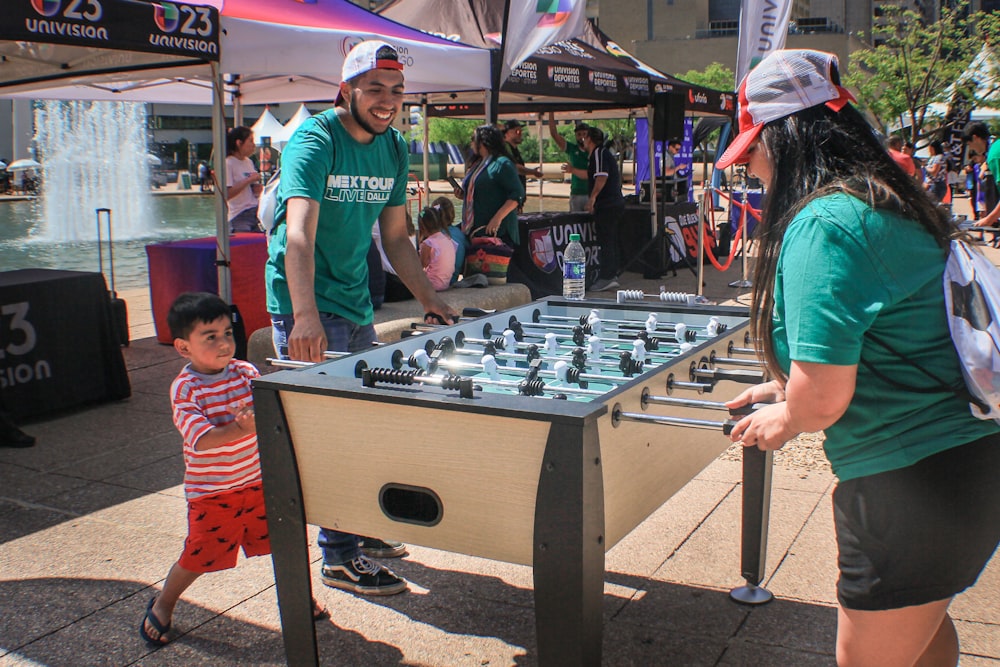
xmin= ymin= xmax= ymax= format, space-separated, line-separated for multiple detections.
xmin=359 ymin=538 xmax=407 ymax=559
xmin=321 ymin=556 xmax=408 ymax=596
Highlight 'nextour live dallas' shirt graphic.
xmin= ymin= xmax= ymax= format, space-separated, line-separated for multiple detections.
xmin=324 ymin=174 xmax=395 ymax=204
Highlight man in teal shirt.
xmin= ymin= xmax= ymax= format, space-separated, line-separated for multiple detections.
xmin=547 ymin=112 xmax=590 ymax=212
xmin=265 ymin=40 xmax=457 ymax=597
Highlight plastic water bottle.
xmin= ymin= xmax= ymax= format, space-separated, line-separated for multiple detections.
xmin=563 ymin=233 xmax=586 ymax=300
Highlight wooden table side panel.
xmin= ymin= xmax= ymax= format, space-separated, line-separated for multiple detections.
xmin=279 ymin=391 xmax=551 ymax=565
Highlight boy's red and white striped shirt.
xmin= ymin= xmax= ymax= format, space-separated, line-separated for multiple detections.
xmin=171 ymin=359 xmax=262 ymax=500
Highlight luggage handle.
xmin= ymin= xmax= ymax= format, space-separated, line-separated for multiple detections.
xmin=95 ymin=207 xmax=116 ymax=295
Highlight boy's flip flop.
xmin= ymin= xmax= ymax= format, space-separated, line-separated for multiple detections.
xmin=139 ymin=595 xmax=171 ymax=646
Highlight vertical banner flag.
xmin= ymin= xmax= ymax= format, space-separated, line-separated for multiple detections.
xmin=735 ymin=0 xmax=793 ymax=86
xmin=500 ymin=0 xmax=587 ymax=85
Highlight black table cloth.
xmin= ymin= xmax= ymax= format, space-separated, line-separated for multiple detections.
xmin=0 ymin=269 xmax=130 ymax=420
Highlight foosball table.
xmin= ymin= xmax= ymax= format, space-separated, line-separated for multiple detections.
xmin=253 ymin=295 xmax=775 ymax=667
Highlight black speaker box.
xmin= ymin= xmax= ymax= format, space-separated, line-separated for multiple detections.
xmin=653 ymin=92 xmax=685 ymax=143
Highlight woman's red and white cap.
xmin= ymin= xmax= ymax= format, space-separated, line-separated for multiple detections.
xmin=715 ymin=49 xmax=855 ymax=170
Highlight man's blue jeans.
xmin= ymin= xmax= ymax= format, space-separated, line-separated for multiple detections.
xmin=271 ymin=312 xmax=377 ymax=566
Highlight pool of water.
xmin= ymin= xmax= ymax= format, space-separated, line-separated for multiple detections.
xmin=0 ymin=196 xmax=218 ymax=292
xmin=0 ymin=194 xmax=568 ymax=292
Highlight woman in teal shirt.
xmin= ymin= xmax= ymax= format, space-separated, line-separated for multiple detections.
xmin=718 ymin=49 xmax=1000 ymax=667
xmin=455 ymin=124 xmax=525 ymax=247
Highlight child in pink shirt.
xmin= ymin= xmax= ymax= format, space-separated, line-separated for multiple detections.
xmin=418 ymin=205 xmax=457 ymax=291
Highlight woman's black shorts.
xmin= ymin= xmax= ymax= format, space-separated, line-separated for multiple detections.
xmin=833 ymin=432 xmax=1000 ymax=611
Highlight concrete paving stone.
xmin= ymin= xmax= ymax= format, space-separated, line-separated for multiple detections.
xmin=42 ymin=431 xmax=181 ymax=483
xmin=601 ymin=621 xmax=729 ymax=667
xmin=10 ymin=590 xmax=229 ymax=667
xmin=957 ymin=619 xmax=1000 ymax=661
xmin=123 ymin=338 xmax=183 ymax=372
xmin=390 ymin=547 xmax=640 ymax=624
xmin=0 ymin=461 xmax=92 ymax=504
xmin=733 ymin=596 xmax=837 ymax=656
xmin=101 ymin=452 xmax=185 ymax=497
xmin=762 ymin=493 xmax=839 ymax=606
xmin=0 ymin=515 xmax=184 ymax=584
xmin=695 ymin=457 xmax=743 ymax=484
xmin=652 ymin=485 xmax=827 ymax=592
xmin=394 ymin=545 xmax=536 ymax=598
xmin=695 ymin=453 xmax=836 ymax=494
xmin=611 ymin=578 xmax=749 ymax=640
xmin=769 ymin=465 xmax=836 ymax=494
xmin=306 ymin=574 xmax=536 ymax=667
xmin=0 ymin=576 xmax=152 ymax=655
xmin=962 ymin=656 xmax=1000 ymax=666
xmin=605 ymin=478 xmax=737 ymax=577
xmin=60 ymin=486 xmax=189 ymax=537
xmin=117 ymin=387 xmax=177 ymax=416
xmin=952 ymin=551 xmax=1000 ymax=626
xmin=11 ymin=406 xmax=176 ymax=471
xmin=717 ymin=639 xmax=835 ymax=666
xmin=37 ymin=478 xmax=167 ymax=519
xmin=329 ymin=589 xmax=535 ymax=666
xmin=0 ymin=504 xmax=77 ymax=547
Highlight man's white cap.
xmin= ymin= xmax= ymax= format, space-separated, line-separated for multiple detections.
xmin=342 ymin=40 xmax=403 ymax=83
xmin=716 ymin=49 xmax=855 ymax=169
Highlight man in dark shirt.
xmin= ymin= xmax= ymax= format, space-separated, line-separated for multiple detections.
xmin=503 ymin=119 xmax=542 ymax=193
xmin=583 ymin=126 xmax=625 ymax=292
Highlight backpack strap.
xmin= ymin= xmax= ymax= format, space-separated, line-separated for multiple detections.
xmin=862 ymin=330 xmax=988 ymax=412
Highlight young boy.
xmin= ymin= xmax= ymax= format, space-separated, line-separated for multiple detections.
xmin=140 ymin=292 xmax=326 ymax=645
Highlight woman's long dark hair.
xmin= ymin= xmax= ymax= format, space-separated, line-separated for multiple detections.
xmin=473 ymin=124 xmax=507 ymax=158
xmin=751 ymin=102 xmax=952 ymax=380
xmin=226 ymin=126 xmax=252 ymax=156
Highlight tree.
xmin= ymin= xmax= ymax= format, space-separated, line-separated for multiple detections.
xmin=844 ymin=3 xmax=1000 ymax=146
xmin=677 ymin=62 xmax=735 ymax=93
xmin=425 ymin=117 xmax=481 ymax=150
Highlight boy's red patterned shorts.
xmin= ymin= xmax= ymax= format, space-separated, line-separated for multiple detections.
xmin=179 ymin=484 xmax=271 ymax=573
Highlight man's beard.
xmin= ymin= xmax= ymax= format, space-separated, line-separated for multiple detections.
xmin=350 ymin=94 xmax=391 ymax=136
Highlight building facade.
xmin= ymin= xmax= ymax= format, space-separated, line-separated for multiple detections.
xmin=599 ymin=0 xmax=874 ymax=82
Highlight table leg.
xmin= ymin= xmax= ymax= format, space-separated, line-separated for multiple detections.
xmin=532 ymin=420 xmax=604 ymax=666
xmin=730 ymin=445 xmax=774 ymax=604
xmin=254 ymin=385 xmax=319 ymax=667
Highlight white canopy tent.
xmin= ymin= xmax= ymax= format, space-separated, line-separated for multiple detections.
xmin=272 ymin=104 xmax=313 ymax=148
xmin=249 ymin=106 xmax=285 ymax=145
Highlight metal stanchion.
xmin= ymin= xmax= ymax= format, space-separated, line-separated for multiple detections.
xmin=696 ymin=192 xmax=706 ymax=297
xmin=728 ymin=180 xmax=752 ymax=288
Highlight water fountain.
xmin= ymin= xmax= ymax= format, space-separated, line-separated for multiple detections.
xmin=32 ymin=100 xmax=156 ymax=241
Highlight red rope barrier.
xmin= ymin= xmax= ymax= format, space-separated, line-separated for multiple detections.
xmin=700 ymin=188 xmax=760 ymax=272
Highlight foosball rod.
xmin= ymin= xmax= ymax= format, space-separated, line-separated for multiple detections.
xmin=267 ymin=350 xmax=351 ymax=369
xmin=709 ymin=350 xmax=764 ymax=368
xmin=528 ymin=330 xmax=684 ymax=362
xmin=406 ymin=349 xmax=628 ymax=388
xmin=511 ymin=319 xmax=696 ymax=346
xmin=454 ymin=331 xmax=675 ymax=371
xmin=611 ymin=405 xmax=738 ymax=433
xmin=530 ymin=310 xmax=725 ymax=339
xmin=615 ymin=288 xmax=700 ymax=305
xmin=518 ymin=312 xmax=704 ymax=341
xmin=691 ymin=366 xmax=767 ymax=385
xmin=516 ymin=327 xmax=687 ymax=362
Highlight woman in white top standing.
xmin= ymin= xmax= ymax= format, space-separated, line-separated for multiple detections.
xmin=225 ymin=126 xmax=263 ymax=233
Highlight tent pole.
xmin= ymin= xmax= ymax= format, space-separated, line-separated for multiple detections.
xmin=537 ymin=114 xmax=544 ymax=211
xmin=211 ymin=63 xmax=232 ymax=304
xmin=647 ymin=104 xmax=659 ymax=270
xmin=422 ymin=100 xmax=430 ymax=207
